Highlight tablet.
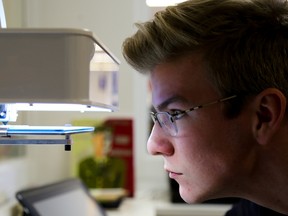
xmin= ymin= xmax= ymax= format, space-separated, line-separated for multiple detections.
xmin=16 ymin=178 xmax=106 ymax=216
xmin=1 ymin=125 xmax=94 ymax=135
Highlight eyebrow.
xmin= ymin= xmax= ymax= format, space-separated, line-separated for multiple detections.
xmin=155 ymin=95 xmax=189 ymax=111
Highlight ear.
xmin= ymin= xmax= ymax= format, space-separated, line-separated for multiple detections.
xmin=252 ymin=88 xmax=287 ymax=145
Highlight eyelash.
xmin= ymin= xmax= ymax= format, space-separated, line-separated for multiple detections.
xmin=170 ymin=109 xmax=184 ymax=115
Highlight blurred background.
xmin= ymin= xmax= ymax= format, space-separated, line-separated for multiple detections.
xmin=0 ymin=0 xmax=170 ymax=212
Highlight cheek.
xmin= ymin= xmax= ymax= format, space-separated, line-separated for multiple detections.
xmin=174 ymin=119 xmax=253 ymax=202
xmin=179 ymin=114 xmax=250 ymax=163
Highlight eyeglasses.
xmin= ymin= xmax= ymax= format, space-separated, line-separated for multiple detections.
xmin=150 ymin=95 xmax=237 ymax=136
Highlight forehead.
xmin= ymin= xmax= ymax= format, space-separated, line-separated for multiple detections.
xmin=150 ymin=54 xmax=217 ymax=108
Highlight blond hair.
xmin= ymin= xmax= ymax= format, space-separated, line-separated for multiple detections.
xmin=122 ymin=0 xmax=288 ymax=99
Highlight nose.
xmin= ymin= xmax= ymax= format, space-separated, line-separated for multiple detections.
xmin=147 ymin=124 xmax=174 ymax=156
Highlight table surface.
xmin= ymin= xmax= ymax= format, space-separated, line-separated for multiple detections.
xmin=106 ymin=198 xmax=232 ymax=216
xmin=0 ymin=197 xmax=231 ymax=216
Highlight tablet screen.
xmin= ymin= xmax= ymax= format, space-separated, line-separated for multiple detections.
xmin=34 ymin=188 xmax=103 ymax=216
xmin=16 ymin=178 xmax=106 ymax=216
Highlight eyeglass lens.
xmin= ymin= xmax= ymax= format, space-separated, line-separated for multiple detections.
xmin=154 ymin=112 xmax=177 ymax=136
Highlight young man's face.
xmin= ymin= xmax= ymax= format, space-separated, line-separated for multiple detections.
xmin=148 ymin=54 xmax=257 ymax=203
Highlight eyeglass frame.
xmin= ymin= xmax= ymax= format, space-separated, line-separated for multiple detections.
xmin=150 ymin=95 xmax=237 ymax=136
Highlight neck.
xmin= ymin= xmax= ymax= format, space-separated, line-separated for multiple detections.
xmin=242 ymin=139 xmax=288 ymax=214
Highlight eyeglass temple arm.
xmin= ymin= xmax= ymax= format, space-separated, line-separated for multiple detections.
xmin=185 ymin=95 xmax=238 ymax=113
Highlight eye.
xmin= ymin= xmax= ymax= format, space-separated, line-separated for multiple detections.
xmin=170 ymin=109 xmax=183 ymax=114
xmin=170 ymin=109 xmax=185 ymax=119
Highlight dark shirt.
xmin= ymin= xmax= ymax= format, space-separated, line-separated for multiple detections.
xmin=225 ymin=199 xmax=287 ymax=216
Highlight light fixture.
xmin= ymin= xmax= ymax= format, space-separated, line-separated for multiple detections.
xmin=0 ymin=0 xmax=6 ymax=28
xmin=0 ymin=28 xmax=119 ymax=122
xmin=146 ymin=0 xmax=186 ymax=7
xmin=0 ymin=1 xmax=119 ymax=150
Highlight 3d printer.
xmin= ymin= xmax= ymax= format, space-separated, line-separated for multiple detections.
xmin=0 ymin=1 xmax=119 ymax=150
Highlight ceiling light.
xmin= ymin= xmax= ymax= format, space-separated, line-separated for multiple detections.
xmin=146 ymin=0 xmax=186 ymax=7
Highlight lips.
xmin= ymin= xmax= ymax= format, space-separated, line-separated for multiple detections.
xmin=169 ymin=171 xmax=182 ymax=178
xmin=166 ymin=168 xmax=183 ymax=179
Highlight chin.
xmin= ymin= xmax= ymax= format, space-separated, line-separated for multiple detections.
xmin=179 ymin=184 xmax=220 ymax=204
xmin=180 ymin=194 xmax=205 ymax=204
xmin=179 ymin=186 xmax=207 ymax=204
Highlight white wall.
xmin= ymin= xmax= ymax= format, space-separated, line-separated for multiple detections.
xmin=0 ymin=1 xmax=169 ymax=210
xmin=21 ymin=0 xmax=139 ymax=186
xmin=24 ymin=0 xmax=169 ymax=195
